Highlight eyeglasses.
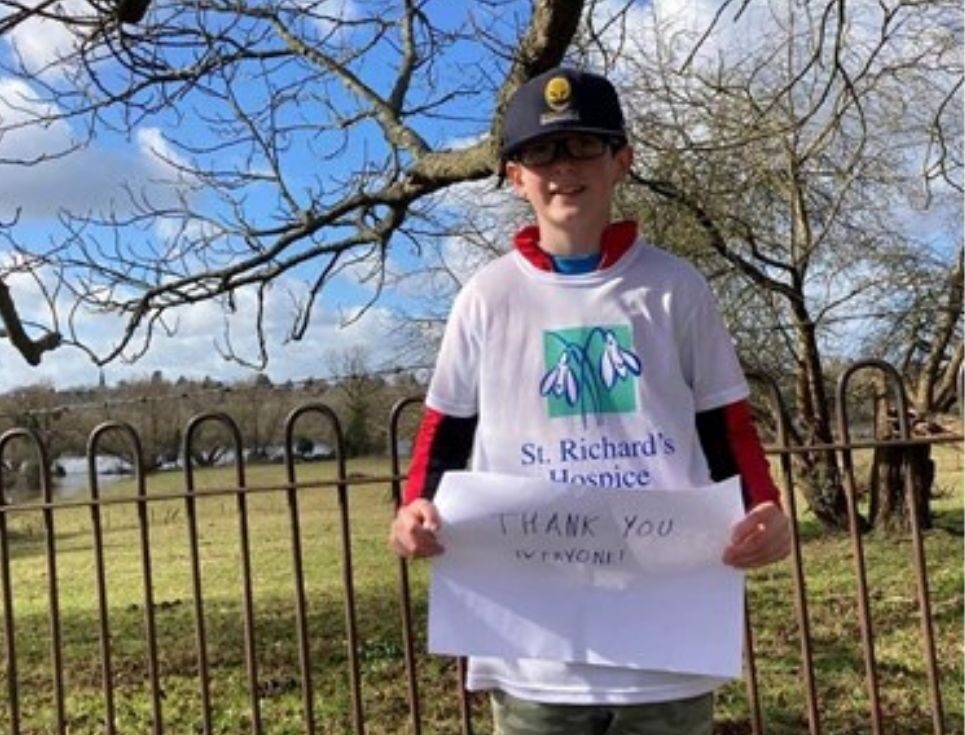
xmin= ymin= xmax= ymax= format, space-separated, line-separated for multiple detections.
xmin=513 ymin=134 xmax=611 ymax=167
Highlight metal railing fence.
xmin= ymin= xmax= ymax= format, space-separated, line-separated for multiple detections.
xmin=0 ymin=360 xmax=959 ymax=734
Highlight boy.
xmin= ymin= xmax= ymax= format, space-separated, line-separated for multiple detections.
xmin=390 ymin=67 xmax=791 ymax=735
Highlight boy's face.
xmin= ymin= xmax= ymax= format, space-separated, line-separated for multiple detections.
xmin=505 ymin=133 xmax=633 ymax=242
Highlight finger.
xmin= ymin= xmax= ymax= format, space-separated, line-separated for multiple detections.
xmin=724 ymin=528 xmax=789 ymax=568
xmin=730 ymin=501 xmax=780 ymax=537
xmin=420 ymin=502 xmax=442 ymax=533
xmin=723 ymin=519 xmax=788 ymax=566
xmin=389 ymin=500 xmax=445 ymax=559
xmin=389 ymin=519 xmax=418 ymax=556
xmin=405 ymin=499 xmax=442 ymax=532
xmin=726 ymin=515 xmax=767 ymax=554
xmin=391 ymin=523 xmax=443 ymax=558
xmin=729 ymin=522 xmax=765 ymax=550
xmin=728 ymin=504 xmax=788 ymax=558
xmin=722 ymin=538 xmax=761 ymax=567
xmin=411 ymin=524 xmax=444 ymax=552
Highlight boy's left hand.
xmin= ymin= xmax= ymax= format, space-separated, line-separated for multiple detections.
xmin=722 ymin=501 xmax=791 ymax=569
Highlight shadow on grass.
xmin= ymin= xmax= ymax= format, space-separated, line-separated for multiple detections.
xmin=932 ymin=506 xmax=963 ymax=536
xmin=0 ymin=527 xmax=100 ymax=560
xmin=793 ymin=504 xmax=965 ymax=542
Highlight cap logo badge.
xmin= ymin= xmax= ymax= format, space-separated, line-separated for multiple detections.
xmin=544 ymin=76 xmax=572 ymax=111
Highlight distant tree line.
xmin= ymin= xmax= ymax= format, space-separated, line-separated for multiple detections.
xmin=0 ymin=350 xmax=426 ymax=493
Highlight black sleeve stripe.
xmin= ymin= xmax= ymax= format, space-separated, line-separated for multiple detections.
xmin=696 ymin=406 xmax=736 ymax=480
xmin=422 ymin=414 xmax=478 ymax=501
xmin=696 ymin=406 xmax=749 ymax=508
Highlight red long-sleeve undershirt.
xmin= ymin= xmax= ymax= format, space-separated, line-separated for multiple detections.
xmin=402 ymin=401 xmax=780 ymax=509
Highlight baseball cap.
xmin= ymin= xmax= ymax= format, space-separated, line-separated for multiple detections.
xmin=499 ymin=67 xmax=627 ymax=161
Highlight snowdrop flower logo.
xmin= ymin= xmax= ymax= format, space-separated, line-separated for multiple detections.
xmin=600 ymin=330 xmax=642 ymax=389
xmin=540 ymin=350 xmax=580 ymax=405
xmin=540 ymin=325 xmax=642 ymax=421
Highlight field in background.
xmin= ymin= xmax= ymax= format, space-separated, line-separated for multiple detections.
xmin=0 ymin=445 xmax=960 ymax=734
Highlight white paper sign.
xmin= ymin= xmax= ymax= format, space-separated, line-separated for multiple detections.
xmin=428 ymin=472 xmax=746 ymax=678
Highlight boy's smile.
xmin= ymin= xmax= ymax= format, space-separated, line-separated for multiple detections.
xmin=547 ymin=181 xmax=586 ymax=197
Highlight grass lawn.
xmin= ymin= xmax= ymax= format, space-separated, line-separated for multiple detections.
xmin=0 ymin=445 xmax=960 ymax=734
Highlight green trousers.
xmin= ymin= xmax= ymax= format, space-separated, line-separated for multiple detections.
xmin=491 ymin=690 xmax=714 ymax=735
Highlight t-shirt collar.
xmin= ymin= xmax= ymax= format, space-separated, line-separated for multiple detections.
xmin=513 ymin=220 xmax=638 ymax=272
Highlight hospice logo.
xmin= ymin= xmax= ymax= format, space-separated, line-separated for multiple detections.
xmin=540 ymin=325 xmax=642 ymax=420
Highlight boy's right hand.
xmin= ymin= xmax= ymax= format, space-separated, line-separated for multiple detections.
xmin=390 ymin=499 xmax=444 ymax=559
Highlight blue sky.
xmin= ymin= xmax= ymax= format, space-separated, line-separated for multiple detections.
xmin=0 ymin=0 xmax=959 ymax=392
xmin=0 ymin=0 xmax=535 ymax=390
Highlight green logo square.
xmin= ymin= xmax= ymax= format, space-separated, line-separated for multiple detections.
xmin=541 ymin=325 xmax=640 ymax=418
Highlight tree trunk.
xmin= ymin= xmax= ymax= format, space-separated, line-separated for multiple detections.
xmin=792 ymin=310 xmax=852 ymax=529
xmin=869 ymin=397 xmax=935 ymax=534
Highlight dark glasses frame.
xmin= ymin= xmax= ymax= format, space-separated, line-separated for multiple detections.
xmin=512 ymin=134 xmax=619 ymax=167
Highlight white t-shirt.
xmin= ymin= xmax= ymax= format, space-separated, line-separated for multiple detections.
xmin=426 ymin=241 xmax=749 ymax=705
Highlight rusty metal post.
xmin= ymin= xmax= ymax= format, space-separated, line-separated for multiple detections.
xmin=888 ymin=386 xmax=945 ymax=735
xmin=85 ymin=426 xmax=120 ymax=735
xmin=180 ymin=416 xmax=214 ymax=734
xmin=34 ymin=431 xmax=67 ymax=734
xmin=457 ymin=656 xmax=473 ymax=735
xmin=0 ymin=429 xmax=34 ymax=735
xmin=184 ymin=412 xmax=263 ymax=734
xmin=834 ymin=363 xmax=884 ymax=734
xmin=282 ymin=407 xmax=318 ymax=735
xmin=284 ymin=404 xmax=365 ymax=735
xmin=389 ymin=397 xmax=475 ymax=735
xmin=837 ymin=359 xmax=944 ymax=735
xmin=743 ymin=594 xmax=763 ymax=735
xmin=749 ymin=373 xmax=821 ymax=734
xmin=389 ymin=396 xmax=425 ymax=735
xmin=0 ymin=429 xmax=69 ymax=732
xmin=88 ymin=421 xmax=163 ymax=734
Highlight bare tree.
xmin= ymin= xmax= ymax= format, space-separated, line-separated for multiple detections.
xmin=0 ymin=382 xmax=80 ymax=495
xmin=4 ymin=0 xmax=958 ymax=528
xmin=325 ymin=344 xmax=382 ymax=456
xmin=372 ymin=2 xmax=960 ymax=531
xmin=581 ymin=0 xmax=963 ymax=527
xmin=0 ymin=0 xmax=585 ymax=367
xmin=102 ymin=373 xmax=183 ymax=469
xmin=865 ymin=247 xmax=964 ymax=415
xmin=225 ymin=375 xmax=294 ymax=460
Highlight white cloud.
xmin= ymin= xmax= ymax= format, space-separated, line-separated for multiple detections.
xmin=0 ymin=267 xmax=395 ymax=391
xmin=587 ymin=0 xmax=780 ymax=73
xmin=604 ymin=0 xmax=954 ymax=72
xmin=135 ymin=126 xmax=190 ymax=174
xmin=0 ymin=70 xmax=393 ymax=392
xmin=0 ymin=80 xmax=192 ymax=220
xmin=129 ymin=295 xmax=392 ymax=385
xmin=0 ymin=77 xmax=72 ymax=156
xmin=277 ymin=0 xmax=360 ymax=40
xmin=436 ymin=180 xmax=521 ymax=279
xmin=317 ymin=0 xmax=359 ymax=38
xmin=2 ymin=0 xmax=90 ymax=75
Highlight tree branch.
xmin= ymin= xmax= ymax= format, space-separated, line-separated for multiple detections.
xmin=0 ymin=278 xmax=61 ymax=365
